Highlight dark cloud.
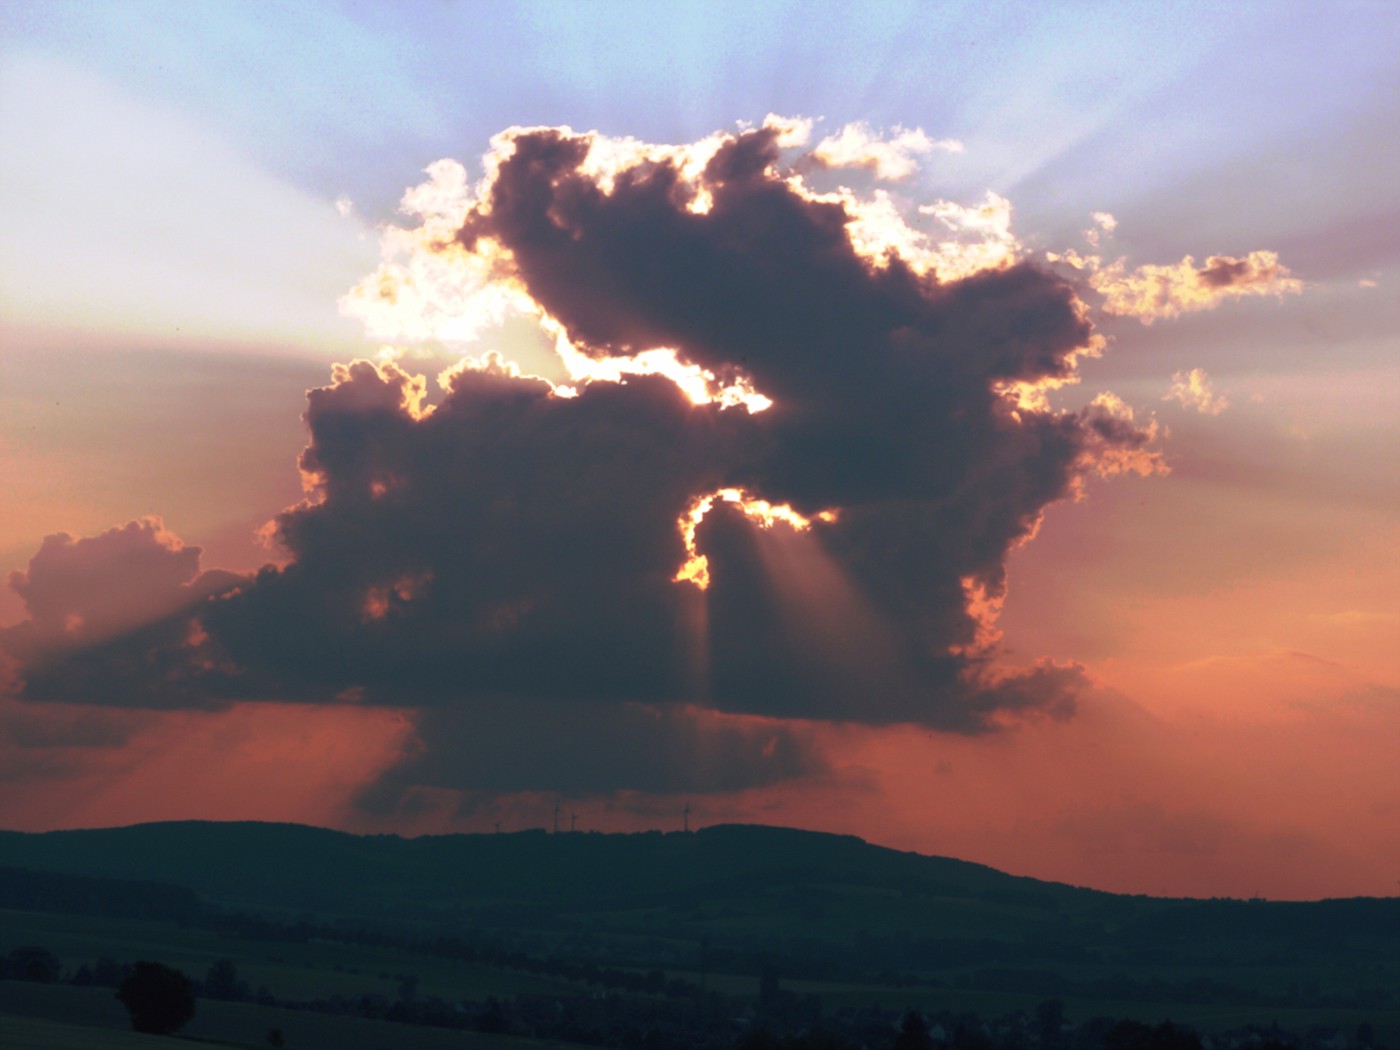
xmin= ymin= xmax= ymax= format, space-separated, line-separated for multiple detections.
xmin=1197 ymin=256 xmax=1256 ymax=289
xmin=8 ymin=518 xmax=201 ymax=642
xmin=0 ymin=519 xmax=243 ymax=709
xmin=0 ymin=692 xmax=153 ymax=788
xmin=203 ymin=361 xmax=732 ymax=706
xmin=0 ymin=694 xmax=145 ymax=752
xmin=3 ymin=123 xmax=1160 ymax=797
xmin=358 ymin=701 xmax=826 ymax=813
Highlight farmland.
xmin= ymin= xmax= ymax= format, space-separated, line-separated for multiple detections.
xmin=2 ymin=823 xmax=1396 ymax=1049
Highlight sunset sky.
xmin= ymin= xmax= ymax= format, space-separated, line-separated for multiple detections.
xmin=1 ymin=1 xmax=1396 ymax=901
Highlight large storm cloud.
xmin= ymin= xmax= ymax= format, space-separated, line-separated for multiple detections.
xmin=2 ymin=119 xmax=1167 ymax=800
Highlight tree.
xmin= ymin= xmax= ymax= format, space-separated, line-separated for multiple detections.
xmin=476 ymin=995 xmax=507 ymax=1033
xmin=205 ymin=958 xmax=248 ymax=1001
xmin=895 ymin=1011 xmax=933 ymax=1050
xmin=759 ymin=962 xmax=780 ymax=1005
xmin=116 ymin=960 xmax=196 ymax=1035
xmin=93 ymin=956 xmax=126 ymax=987
xmin=1103 ymin=1020 xmax=1202 ymax=1050
xmin=4 ymin=945 xmax=61 ymax=982
xmin=1037 ymin=999 xmax=1067 ymax=1050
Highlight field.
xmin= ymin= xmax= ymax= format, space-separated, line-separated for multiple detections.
xmin=2 ymin=823 xmax=1397 ymax=1049
xmin=1 ymin=1014 xmax=176 ymax=1050
xmin=4 ymin=903 xmax=1398 ymax=1049
xmin=1 ymin=979 xmax=594 ymax=1050
xmin=1 ymin=908 xmax=581 ymax=1003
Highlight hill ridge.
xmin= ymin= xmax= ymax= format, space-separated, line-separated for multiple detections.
xmin=2 ymin=820 xmax=1392 ymax=915
xmin=0 ymin=819 xmax=1113 ymax=930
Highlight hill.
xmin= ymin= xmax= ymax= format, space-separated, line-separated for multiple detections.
xmin=2 ymin=822 xmax=1397 ymax=1041
xmin=0 ymin=822 xmax=1088 ymax=922
xmin=3 ymin=822 xmax=1396 ymax=972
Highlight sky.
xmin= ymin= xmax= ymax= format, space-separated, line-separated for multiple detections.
xmin=1 ymin=0 xmax=1396 ymax=901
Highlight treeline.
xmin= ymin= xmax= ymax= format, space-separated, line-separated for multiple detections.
xmin=934 ymin=967 xmax=1391 ymax=1012
xmin=1120 ymin=899 xmax=1400 ymax=946
xmin=0 ymin=864 xmax=711 ymax=1000
xmin=0 ymin=942 xmax=725 ymax=1046
xmin=0 ymin=866 xmax=201 ymax=922
xmin=1 ymin=865 xmax=1394 ymax=1021
xmin=2 ymin=944 xmax=1384 ymax=1050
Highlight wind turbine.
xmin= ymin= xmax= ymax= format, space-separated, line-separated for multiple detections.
xmin=683 ymin=801 xmax=691 ymax=833
xmin=571 ymin=811 xmax=578 ymax=833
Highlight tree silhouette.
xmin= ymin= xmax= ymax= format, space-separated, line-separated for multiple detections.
xmin=205 ymin=957 xmax=247 ymax=1000
xmin=1103 ymin=1020 xmax=1202 ymax=1050
xmin=476 ymin=995 xmax=507 ymax=1033
xmin=116 ymin=960 xmax=196 ymax=1035
xmin=1037 ymin=998 xmax=1067 ymax=1050
xmin=759 ymin=962 xmax=780 ymax=1005
xmin=4 ymin=945 xmax=61 ymax=982
xmin=894 ymin=1011 xmax=933 ymax=1050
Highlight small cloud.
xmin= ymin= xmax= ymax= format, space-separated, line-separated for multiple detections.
xmin=1084 ymin=211 xmax=1116 ymax=248
xmin=1317 ymin=609 xmax=1398 ymax=628
xmin=334 ymin=196 xmax=355 ymax=218
xmin=1358 ymin=278 xmax=1377 ymax=289
xmin=760 ymin=113 xmax=814 ymax=149
xmin=1091 ymin=250 xmax=1303 ymax=323
xmin=811 ymin=121 xmax=961 ymax=181
xmin=1076 ymin=393 xmax=1169 ymax=481
xmin=1164 ymin=367 xmax=1229 ymax=415
xmin=915 ymin=191 xmax=1019 ymax=278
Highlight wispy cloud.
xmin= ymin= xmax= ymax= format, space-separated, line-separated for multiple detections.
xmin=1164 ymin=367 xmax=1229 ymax=415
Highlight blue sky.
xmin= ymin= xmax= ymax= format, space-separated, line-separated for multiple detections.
xmin=6 ymin=2 xmax=1395 ymax=221
xmin=3 ymin=0 xmax=1395 ymax=354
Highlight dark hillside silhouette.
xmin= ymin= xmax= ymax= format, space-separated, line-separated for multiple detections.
xmin=1 ymin=820 xmax=1395 ymax=1012
xmin=1 ymin=823 xmax=1395 ymax=1050
xmin=0 ymin=822 xmax=1092 ymax=917
xmin=2 ymin=823 xmax=1395 ymax=945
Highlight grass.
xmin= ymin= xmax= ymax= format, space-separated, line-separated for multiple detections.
xmin=3 ymin=903 xmax=1397 ymax=1048
xmin=0 ymin=908 xmax=585 ymax=1003
xmin=0 ymin=1014 xmax=194 ymax=1050
xmin=1 ymin=983 xmax=596 ymax=1050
